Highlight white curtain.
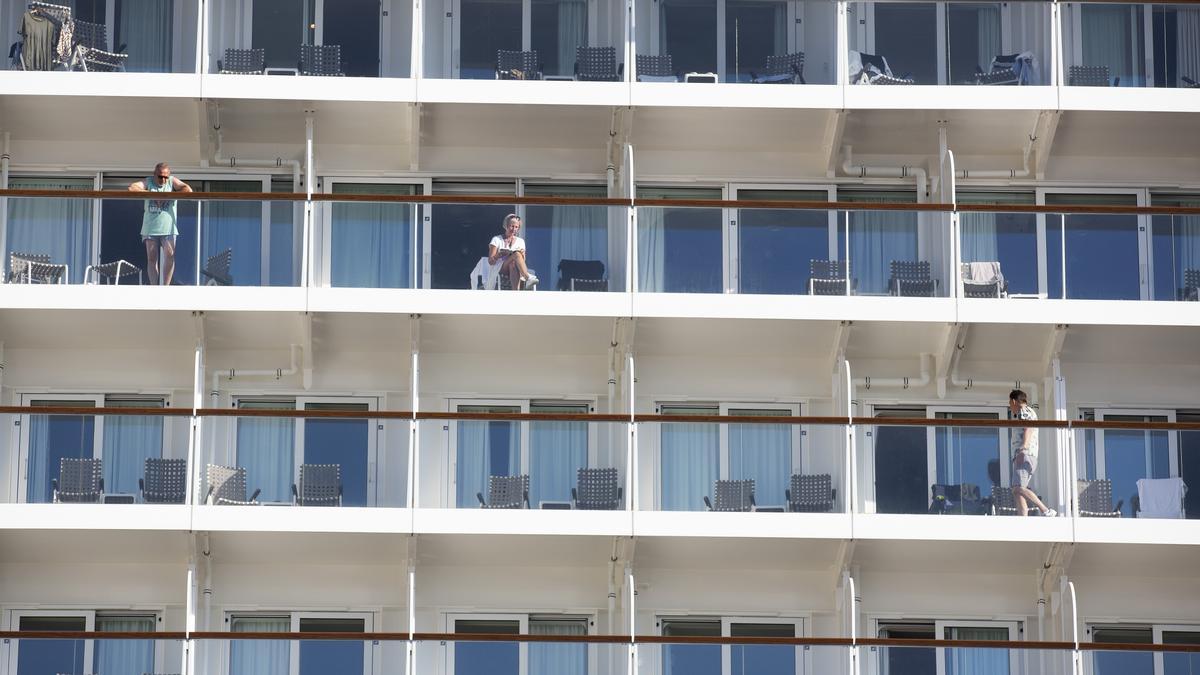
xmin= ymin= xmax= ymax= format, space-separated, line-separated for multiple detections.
xmin=637 ymin=207 xmax=665 ymax=292
xmin=1082 ymin=5 xmax=1134 ymax=84
xmin=1180 ymin=8 xmax=1200 ymax=86
xmin=660 ymin=420 xmax=718 ymax=511
xmin=95 ymin=615 xmax=155 ymax=675
xmin=6 ymin=178 xmax=93 ymax=284
xmin=331 ymin=185 xmax=415 ymax=288
xmin=549 ymin=205 xmax=607 ymax=289
xmin=231 ymin=616 xmax=290 ymax=675
xmin=728 ymin=420 xmax=791 ymax=507
xmin=103 ymin=414 xmax=164 ymax=497
xmin=945 ymin=627 xmax=1009 ymax=675
xmin=558 ymin=0 xmax=588 ymax=77
xmin=960 ymin=212 xmax=999 ymax=263
xmin=849 ymin=209 xmax=918 ymax=294
xmin=531 ymin=421 xmax=588 ymax=506
xmin=236 ymin=417 xmax=295 ymax=503
xmin=530 ymin=621 xmax=587 ymax=675
xmin=456 ymin=420 xmax=521 ymax=507
xmin=976 ymin=5 xmax=1002 ymax=73
xmin=119 ymin=0 xmax=174 ymax=72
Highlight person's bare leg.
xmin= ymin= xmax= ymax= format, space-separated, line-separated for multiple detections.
xmin=144 ymin=239 xmax=160 ymax=285
xmin=1014 ymin=485 xmax=1049 ymax=514
xmin=160 ymin=239 xmax=176 ymax=285
xmin=1012 ymin=487 xmax=1029 ymax=516
xmin=514 ymin=250 xmax=530 ymax=279
xmin=502 ymin=256 xmax=520 ymax=290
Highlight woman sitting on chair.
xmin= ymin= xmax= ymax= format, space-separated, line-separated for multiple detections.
xmin=488 ymin=213 xmax=538 ymax=290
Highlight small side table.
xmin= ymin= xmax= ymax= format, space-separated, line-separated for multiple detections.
xmin=685 ymin=72 xmax=718 ymax=83
xmin=265 ymin=67 xmax=299 ymax=76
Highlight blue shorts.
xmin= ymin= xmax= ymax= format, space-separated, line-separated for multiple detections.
xmin=1011 ymin=452 xmax=1038 ymax=488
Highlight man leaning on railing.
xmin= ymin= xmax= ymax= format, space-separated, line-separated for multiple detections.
xmin=129 ymin=163 xmax=191 ymax=285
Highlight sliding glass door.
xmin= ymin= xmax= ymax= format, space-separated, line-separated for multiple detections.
xmin=653 ymin=0 xmax=805 ymax=82
xmin=5 ymin=177 xmax=94 ymax=285
xmin=20 ymin=396 xmax=103 ymax=504
xmin=1042 ymin=191 xmax=1147 ymax=300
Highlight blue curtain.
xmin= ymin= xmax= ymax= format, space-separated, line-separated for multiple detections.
xmin=330 ymin=184 xmax=416 ymax=288
xmin=960 ymin=212 xmax=999 ymax=263
xmin=26 ymin=410 xmax=95 ymax=504
xmin=637 ymin=207 xmax=665 ymax=292
xmin=531 ymin=420 xmax=588 ymax=506
xmin=728 ymin=416 xmax=792 ymax=507
xmin=660 ymin=415 xmax=719 ymax=511
xmin=118 ymin=0 xmax=174 ymax=72
xmin=457 ymin=418 xmax=521 ymax=507
xmin=103 ymin=413 xmax=164 ymax=498
xmin=945 ymin=627 xmax=1008 ymax=675
xmin=231 ymin=616 xmax=290 ymax=675
xmin=26 ymin=415 xmax=53 ymax=504
xmin=236 ymin=416 xmax=295 ymax=503
xmin=530 ymin=620 xmax=587 ymax=675
xmin=548 ymin=205 xmax=607 ymax=290
xmin=849 ymin=209 xmax=918 ymax=294
xmin=95 ymin=615 xmax=155 ymax=675
xmin=6 ymin=178 xmax=93 ymax=284
xmin=200 ymin=181 xmax=265 ymax=286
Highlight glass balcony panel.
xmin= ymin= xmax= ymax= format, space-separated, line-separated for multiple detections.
xmin=327 ymin=186 xmax=420 ymax=289
xmin=1066 ymin=3 xmax=1147 ymax=87
xmin=1150 ymin=195 xmax=1200 ymax=301
xmin=737 ymin=190 xmax=830 ymax=295
xmin=873 ymin=2 xmax=937 ymax=84
xmin=639 ymin=639 xmax=843 ymax=675
xmin=11 ymin=633 xmax=179 ymax=675
xmin=636 ymin=188 xmax=723 ymax=294
xmin=957 ymin=192 xmax=1039 ymax=298
xmin=1045 ymin=193 xmax=1141 ymax=300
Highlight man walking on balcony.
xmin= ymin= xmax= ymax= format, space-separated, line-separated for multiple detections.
xmin=129 ymin=163 xmax=192 ymax=285
xmin=1009 ymin=389 xmax=1057 ymax=517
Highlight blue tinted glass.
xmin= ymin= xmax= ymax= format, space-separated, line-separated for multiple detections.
xmin=1164 ymin=652 xmax=1200 ymax=675
xmin=665 ymin=644 xmax=721 ymax=675
xmin=936 ymin=427 xmax=1001 ymax=495
xmin=18 ymin=638 xmax=86 ymax=675
xmin=662 ymin=208 xmax=722 ymax=293
xmin=731 ymin=644 xmax=794 ymax=675
xmin=993 ymin=213 xmax=1039 ymax=295
xmin=1064 ymin=214 xmax=1141 ymax=299
xmin=874 ymin=426 xmax=928 ymax=514
xmin=30 ymin=414 xmax=95 ymax=503
xmin=739 ymin=210 xmax=828 ymax=294
xmin=305 ymin=419 xmax=370 ymax=506
xmin=457 ymin=641 xmax=518 ymax=675
xmin=1046 ymin=215 xmax=1063 ymax=298
xmin=1094 ymin=651 xmax=1153 ymax=675
xmin=885 ymin=646 xmax=936 ymax=675
xmin=270 ymin=202 xmax=297 ymax=286
xmin=1105 ymin=430 xmax=1149 ymax=517
xmin=300 ymin=640 xmax=364 ymax=675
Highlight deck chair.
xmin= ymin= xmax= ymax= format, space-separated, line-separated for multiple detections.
xmin=961 ymin=261 xmax=1007 ymax=298
xmin=976 ymin=52 xmax=1035 ymax=85
xmin=849 ymin=50 xmax=914 ymax=85
xmin=810 ymin=259 xmax=853 ymax=295
xmin=704 ymin=479 xmax=755 ymax=512
xmin=292 ymin=463 xmax=343 ymax=506
xmin=575 ymin=46 xmax=622 ymax=82
xmin=1183 ymin=76 xmax=1200 ymax=88
xmin=557 ymin=259 xmax=607 ymax=291
xmin=496 ymin=50 xmax=542 ymax=80
xmin=637 ymin=54 xmax=678 ymax=82
xmin=140 ymin=458 xmax=187 ymax=504
xmin=300 ymin=44 xmax=344 ymax=76
xmin=1181 ymin=269 xmax=1199 ymax=301
xmin=1068 ymin=65 xmax=1114 ymax=87
xmin=205 ymin=464 xmax=261 ymax=505
xmin=572 ymin=468 xmax=622 ymax=510
xmin=786 ymin=474 xmax=835 ymax=513
xmin=477 ymin=474 xmax=530 ymax=508
xmin=218 ymin=48 xmax=265 ymax=74
xmin=929 ymin=483 xmax=984 ymax=514
xmin=990 ymin=485 xmax=1018 ymax=515
xmin=889 ymin=260 xmax=937 ymax=297
xmin=202 ymin=248 xmax=233 ymax=286
xmin=1077 ymin=479 xmax=1122 ymax=517
xmin=53 ymin=458 xmax=104 ymax=503
xmin=71 ymin=19 xmax=127 ymax=72
xmin=750 ymin=51 xmax=805 ymax=84
xmin=9 ymin=252 xmax=68 ymax=284
xmin=86 ymin=259 xmax=142 ymax=285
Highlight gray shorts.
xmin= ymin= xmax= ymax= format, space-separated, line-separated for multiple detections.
xmin=143 ymin=234 xmax=177 ymax=247
xmin=1011 ymin=452 xmax=1038 ymax=488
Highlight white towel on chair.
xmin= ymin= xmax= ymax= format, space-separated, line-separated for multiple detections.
xmin=962 ymin=261 xmax=1003 ymax=284
xmin=1136 ymin=477 xmax=1187 ymax=518
xmin=469 ymin=256 xmax=502 ymax=290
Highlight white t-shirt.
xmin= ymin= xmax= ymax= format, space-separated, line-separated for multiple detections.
xmin=1010 ymin=404 xmax=1039 ymax=459
xmin=490 ymin=234 xmax=526 ymax=254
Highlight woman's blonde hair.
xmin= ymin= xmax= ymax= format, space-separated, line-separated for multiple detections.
xmin=502 ymin=213 xmax=521 ymax=230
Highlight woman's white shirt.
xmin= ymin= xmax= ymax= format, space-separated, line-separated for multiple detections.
xmin=490 ymin=234 xmax=526 ymax=253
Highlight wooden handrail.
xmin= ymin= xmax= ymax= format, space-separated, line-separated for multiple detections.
xmin=4 ymin=631 xmax=1200 ymax=652
xmin=2 ymin=189 xmax=1200 ymax=216
xmin=3 ymin=406 xmax=1200 ymax=430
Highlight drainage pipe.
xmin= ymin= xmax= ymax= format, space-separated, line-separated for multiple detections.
xmin=853 ymin=353 xmax=933 ymax=390
xmin=209 ymin=344 xmax=301 ymax=407
xmin=842 ymin=145 xmax=927 ymax=199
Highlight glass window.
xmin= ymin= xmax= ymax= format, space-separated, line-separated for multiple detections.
xmin=322 ymin=0 xmax=382 ymax=77
xmin=460 ymin=0 xmax=522 ymax=78
xmin=95 ymin=614 xmax=155 ymax=675
xmin=530 ymin=617 xmax=588 ymax=675
xmin=270 ymin=178 xmax=301 ymax=287
xmin=299 ymin=617 xmax=366 ymax=675
xmin=530 ymin=403 xmax=589 ymax=507
xmin=946 ymin=4 xmax=1002 ymax=84
xmin=230 ymin=615 xmax=290 ymax=675
xmin=877 ymin=622 xmax=936 ymax=675
xmin=236 ymin=400 xmax=297 ymax=504
xmin=737 ymin=190 xmax=830 ymax=295
xmin=456 ymin=619 xmax=520 ymax=675
xmin=873 ymin=3 xmax=937 ymax=84
xmin=726 ymin=0 xmax=788 ymax=83
xmin=873 ymin=408 xmax=929 ymax=514
xmin=728 ymin=408 xmax=793 ymax=507
xmin=730 ymin=623 xmax=796 ymax=675
xmin=6 ymin=177 xmax=93 ymax=285
xmin=304 ymin=402 xmax=373 ymax=507
xmin=330 ymin=183 xmax=419 ymax=289
xmin=1045 ymin=193 xmax=1140 ymax=300
xmin=532 ymin=0 xmax=589 ymax=78
xmin=26 ymin=399 xmax=98 ymax=504
xmin=457 ymin=405 xmax=522 ymax=508
xmin=253 ymin=0 xmax=316 ymax=69
xmin=934 ymin=412 xmax=1004 ymax=509
xmin=1077 ymin=4 xmax=1145 ymax=86
xmin=524 ymin=185 xmax=611 ymax=292
xmin=637 ymin=188 xmax=723 ymax=293
xmin=659 ymin=405 xmax=719 ymax=511
xmin=17 ymin=615 xmax=88 ymax=675
xmin=660 ymin=0 xmax=718 ymax=76
xmin=943 ymin=625 xmax=1009 ymax=675
xmin=1151 ymin=6 xmax=1200 ymax=88
xmin=1099 ymin=414 xmax=1171 ymax=517
xmin=1091 ymin=626 xmax=1153 ymax=675
xmin=174 ymin=180 xmax=267 ymax=287
xmin=115 ymin=0 xmax=175 ymax=72
xmin=662 ymin=619 xmax=721 ymax=675
xmin=103 ymin=398 xmax=166 ymax=499
xmin=839 ymin=191 xmax=918 ymax=296
xmin=957 ymin=193 xmax=1038 ymax=296
xmin=1162 ymin=630 xmax=1200 ymax=675
xmin=431 ymin=183 xmax=517 ymax=289
xmin=1150 ymin=195 xmax=1200 ymax=301
xmin=1179 ymin=412 xmax=1200 ymax=519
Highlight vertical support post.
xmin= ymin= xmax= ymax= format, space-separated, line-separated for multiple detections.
xmin=626 ymin=351 xmax=636 ymax=512
xmin=836 ymin=1 xmax=848 ymax=89
xmin=183 ymin=542 xmax=198 ymax=675
xmin=409 ymin=315 xmax=421 ymax=509
xmin=1050 ymin=0 xmax=1063 ymax=88
xmin=189 ymin=313 xmax=205 ymax=506
xmin=626 ymin=565 xmax=636 ymax=675
xmin=626 ymin=144 xmax=636 ymax=295
xmin=411 ymin=0 xmax=424 ymax=82
xmin=197 ymin=0 xmax=208 ymax=75
xmin=406 ymin=547 xmax=417 ymax=675
xmin=0 ymin=131 xmax=10 ymax=266
xmin=301 ymin=115 xmax=315 ymax=288
xmin=845 ymin=359 xmax=857 ymax=519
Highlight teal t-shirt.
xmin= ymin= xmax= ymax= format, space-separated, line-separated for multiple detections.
xmin=141 ymin=177 xmax=179 ymax=237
